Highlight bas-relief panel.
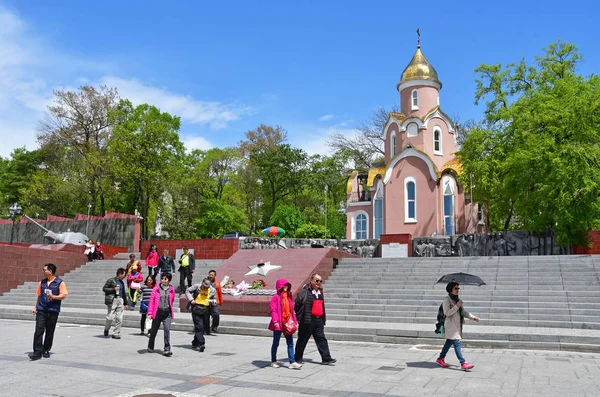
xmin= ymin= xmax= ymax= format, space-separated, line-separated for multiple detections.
xmin=238 ymin=238 xmax=380 ymax=258
xmin=412 ymin=230 xmax=571 ymax=257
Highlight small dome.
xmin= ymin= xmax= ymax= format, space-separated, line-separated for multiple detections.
xmin=398 ymin=46 xmax=442 ymax=89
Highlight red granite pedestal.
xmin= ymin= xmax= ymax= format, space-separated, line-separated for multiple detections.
xmin=178 ymin=248 xmax=357 ymax=316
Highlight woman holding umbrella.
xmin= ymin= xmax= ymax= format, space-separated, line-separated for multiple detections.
xmin=436 ymin=282 xmax=480 ymax=370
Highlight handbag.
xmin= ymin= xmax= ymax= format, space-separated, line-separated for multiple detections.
xmin=130 ymin=282 xmax=141 ymax=290
xmin=140 ymin=300 xmax=149 ymax=313
xmin=283 ymin=317 xmax=298 ymax=336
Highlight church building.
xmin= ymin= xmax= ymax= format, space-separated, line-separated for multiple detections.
xmin=345 ymin=39 xmax=484 ymax=239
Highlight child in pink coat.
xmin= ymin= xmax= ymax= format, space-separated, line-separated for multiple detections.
xmin=268 ymin=279 xmax=301 ymax=369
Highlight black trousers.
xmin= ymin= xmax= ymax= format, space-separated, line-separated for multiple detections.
xmin=210 ymin=304 xmax=220 ymax=329
xmin=33 ymin=311 xmax=59 ymax=354
xmin=191 ymin=305 xmax=208 ymax=347
xmin=179 ymin=267 xmax=193 ymax=291
xmin=148 ymin=308 xmax=172 ymax=351
xmin=294 ymin=316 xmax=332 ymax=362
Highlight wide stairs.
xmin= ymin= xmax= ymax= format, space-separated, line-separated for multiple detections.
xmin=2 ymin=254 xmax=600 ymax=352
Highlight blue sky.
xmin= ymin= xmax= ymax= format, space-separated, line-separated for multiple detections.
xmin=1 ymin=0 xmax=599 ymax=158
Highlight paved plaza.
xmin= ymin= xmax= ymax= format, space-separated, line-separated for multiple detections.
xmin=1 ymin=319 xmax=600 ymax=396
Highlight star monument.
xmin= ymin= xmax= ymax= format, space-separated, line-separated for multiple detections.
xmin=245 ymin=261 xmax=282 ymax=276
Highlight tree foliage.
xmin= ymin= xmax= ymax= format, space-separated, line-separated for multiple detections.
xmin=109 ymin=100 xmax=184 ymax=239
xmin=269 ymin=204 xmax=306 ymax=236
xmin=459 ymin=41 xmax=600 ymax=245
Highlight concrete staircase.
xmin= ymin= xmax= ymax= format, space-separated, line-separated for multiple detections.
xmin=0 ymin=255 xmax=225 ymax=331
xmin=2 ymin=254 xmax=600 ymax=352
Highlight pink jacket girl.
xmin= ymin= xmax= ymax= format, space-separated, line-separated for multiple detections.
xmin=147 ymin=283 xmax=176 ymax=319
xmin=269 ymin=279 xmax=298 ymax=330
xmin=268 ymin=278 xmax=301 ymax=369
xmin=145 ymin=244 xmax=159 ymax=276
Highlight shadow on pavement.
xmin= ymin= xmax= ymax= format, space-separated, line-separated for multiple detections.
xmin=251 ymin=360 xmax=271 ymax=368
xmin=406 ymin=361 xmax=439 ymax=369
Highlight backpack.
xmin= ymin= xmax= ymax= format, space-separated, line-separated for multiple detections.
xmin=434 ymin=303 xmax=445 ymax=334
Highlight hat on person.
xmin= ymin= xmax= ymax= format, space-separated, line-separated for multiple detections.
xmin=202 ymin=278 xmax=212 ymax=288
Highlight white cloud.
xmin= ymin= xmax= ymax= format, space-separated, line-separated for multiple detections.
xmin=100 ymin=76 xmax=253 ymax=129
xmin=182 ymin=136 xmax=214 ymax=152
xmin=289 ymin=124 xmax=359 ymax=157
xmin=319 ymin=114 xmax=334 ymax=121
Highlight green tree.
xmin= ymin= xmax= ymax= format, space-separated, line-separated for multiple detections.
xmin=268 ymin=204 xmax=306 ymax=236
xmin=38 ymin=85 xmax=120 ymax=216
xmin=295 ymin=223 xmax=327 ymax=238
xmin=459 ymin=41 xmax=600 ymax=245
xmin=194 ymin=199 xmax=248 ymax=238
xmin=0 ymin=148 xmax=45 ymax=210
xmin=108 ymin=101 xmax=185 ymax=239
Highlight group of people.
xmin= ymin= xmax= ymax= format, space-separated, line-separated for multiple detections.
xmin=83 ymin=240 xmax=105 ymax=262
xmin=136 ymin=245 xmax=196 ymax=295
xmin=101 ymin=258 xmax=223 ymax=356
xmin=29 ymin=259 xmax=481 ymax=371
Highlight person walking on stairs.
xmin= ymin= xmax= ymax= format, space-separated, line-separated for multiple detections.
xmin=177 ymin=246 xmax=195 ymax=293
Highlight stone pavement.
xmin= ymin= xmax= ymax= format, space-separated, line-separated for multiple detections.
xmin=2 ymin=319 xmax=600 ymax=397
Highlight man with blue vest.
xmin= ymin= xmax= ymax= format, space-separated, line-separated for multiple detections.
xmin=30 ymin=263 xmax=68 ymax=361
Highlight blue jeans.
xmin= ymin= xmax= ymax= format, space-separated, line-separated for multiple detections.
xmin=438 ymin=339 xmax=465 ymax=364
xmin=271 ymin=331 xmax=295 ymax=363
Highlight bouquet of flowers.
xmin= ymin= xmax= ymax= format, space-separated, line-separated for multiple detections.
xmin=251 ymin=279 xmax=266 ymax=289
xmin=236 ymin=280 xmax=250 ymax=292
xmin=222 ymin=276 xmax=235 ymax=289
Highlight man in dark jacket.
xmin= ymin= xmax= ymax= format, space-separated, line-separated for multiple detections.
xmin=177 ymin=246 xmax=195 ymax=293
xmin=158 ymin=249 xmax=176 ymax=279
xmin=294 ymin=273 xmax=336 ymax=365
xmin=29 ymin=263 xmax=68 ymax=360
xmin=102 ymin=268 xmax=128 ymax=339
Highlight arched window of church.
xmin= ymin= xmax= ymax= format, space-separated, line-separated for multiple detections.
xmin=391 ymin=133 xmax=396 ymax=156
xmin=433 ymin=126 xmax=442 ymax=155
xmin=404 ymin=177 xmax=416 ymax=223
xmin=443 ymin=176 xmax=455 ymax=235
xmin=407 ymin=123 xmax=418 ymax=137
xmin=411 ymin=89 xmax=419 ymax=110
xmin=373 ymin=180 xmax=384 ymax=239
xmin=355 ymin=213 xmax=368 ymax=239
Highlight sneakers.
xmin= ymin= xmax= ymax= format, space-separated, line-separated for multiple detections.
xmin=322 ymin=358 xmax=337 ymax=365
xmin=461 ymin=362 xmax=474 ymax=370
xmin=436 ymin=358 xmax=449 ymax=368
xmin=42 ymin=351 xmax=50 ymax=358
xmin=271 ymin=362 xmax=280 ymax=368
xmin=147 ymin=348 xmax=154 ymax=353
xmin=29 ymin=353 xmax=42 ymax=361
xmin=289 ymin=362 xmax=302 ymax=369
xmin=103 ymin=330 xmax=109 ymax=337
xmin=111 ymin=335 xmax=121 ymax=340
xmin=163 ymin=351 xmax=173 ymax=357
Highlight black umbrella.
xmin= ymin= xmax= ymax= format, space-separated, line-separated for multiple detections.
xmin=436 ymin=272 xmax=486 ymax=286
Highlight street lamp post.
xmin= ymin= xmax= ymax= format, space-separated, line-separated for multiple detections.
xmin=324 ymin=185 xmax=328 ymax=239
xmin=86 ymin=203 xmax=92 ymax=237
xmin=8 ymin=202 xmax=22 ymax=245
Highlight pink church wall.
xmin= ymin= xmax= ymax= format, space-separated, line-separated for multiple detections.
xmin=400 ymin=85 xmax=439 ymax=118
xmin=346 ymin=204 xmax=373 ymax=239
xmin=384 ymin=156 xmax=438 ymax=237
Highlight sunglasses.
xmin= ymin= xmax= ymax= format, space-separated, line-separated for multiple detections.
xmin=453 ymin=287 xmax=460 ymax=290
xmin=314 ymin=280 xmax=322 ymax=283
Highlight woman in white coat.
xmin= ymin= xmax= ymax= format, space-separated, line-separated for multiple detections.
xmin=435 ymin=282 xmax=480 ymax=370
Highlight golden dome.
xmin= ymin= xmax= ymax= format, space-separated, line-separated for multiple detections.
xmin=398 ymin=46 xmax=442 ymax=88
